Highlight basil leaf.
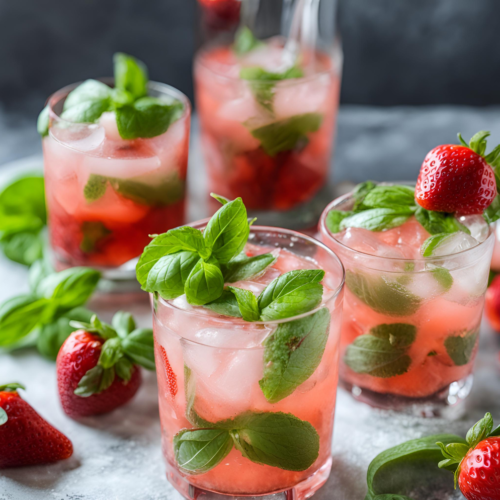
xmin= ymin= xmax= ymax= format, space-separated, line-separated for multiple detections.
xmin=115 ymin=357 xmax=134 ymax=383
xmin=227 ymin=286 xmax=260 ymax=321
xmin=361 ymin=185 xmax=415 ymax=210
xmin=484 ymin=193 xmax=500 ymax=224
xmin=0 ymin=295 xmax=50 ymax=347
xmin=466 ymin=413 xmax=493 ymax=448
xmin=340 ymin=208 xmax=413 ymax=232
xmin=415 ymin=207 xmax=469 ymax=235
xmin=145 ymin=251 xmax=200 ymax=298
xmin=344 ymin=323 xmax=416 ymax=378
xmin=99 ymin=338 xmax=124 ymax=369
xmin=0 ymin=175 xmax=46 ymax=233
xmin=444 ymin=329 xmax=478 ymax=366
xmin=420 ymin=233 xmax=451 ymax=257
xmin=74 ymin=365 xmax=115 ymax=397
xmin=37 ymin=267 xmax=101 ymax=310
xmin=0 ymin=230 xmax=43 ymax=266
xmin=136 ymin=227 xmax=209 ymax=288
xmin=220 ymin=252 xmax=277 ymax=282
xmin=121 ymin=328 xmax=155 ymax=370
xmin=29 ymin=259 xmax=53 ymax=294
xmin=365 ymin=434 xmax=465 ymax=500
xmin=64 ymin=79 xmax=112 ymax=110
xmin=204 ymin=289 xmax=242 ymax=318
xmin=61 ymin=98 xmax=111 ymax=124
xmin=112 ymin=311 xmax=136 ymax=339
xmin=250 ymin=113 xmax=322 ymax=157
xmin=325 ymin=210 xmax=355 ymax=234
xmin=83 ymin=175 xmax=107 ymax=202
xmin=185 ymin=257 xmax=224 ymax=306
xmin=353 ymin=181 xmax=377 ymax=210
xmin=229 ymin=412 xmax=319 ymax=471
xmin=115 ymin=96 xmax=183 ymax=140
xmin=204 ymin=197 xmax=249 ymax=263
xmin=210 ymin=193 xmax=230 ymax=206
xmin=113 ymin=52 xmax=148 ymax=99
xmin=430 ymin=267 xmax=453 ymax=291
xmin=37 ymin=105 xmax=49 ymax=137
xmin=345 ymin=270 xmax=421 ymax=316
xmin=174 ymin=428 xmax=233 ymax=475
xmin=258 ymin=269 xmax=324 ymax=321
xmin=240 ymin=66 xmax=303 ymax=113
xmin=233 ymin=26 xmax=264 ymax=56
xmin=0 ymin=407 xmax=7 ymax=426
xmin=259 ymin=307 xmax=330 ymax=403
xmin=37 ymin=306 xmax=93 ymax=360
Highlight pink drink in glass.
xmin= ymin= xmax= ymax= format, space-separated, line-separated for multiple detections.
xmin=43 ymin=82 xmax=190 ymax=269
xmin=194 ymin=39 xmax=341 ymax=225
xmin=320 ymin=189 xmax=494 ymax=413
xmin=152 ymin=225 xmax=344 ymax=498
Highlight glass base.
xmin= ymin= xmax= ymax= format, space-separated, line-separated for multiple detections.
xmin=340 ymin=375 xmax=473 ymax=418
xmin=165 ymin=457 xmax=332 ymax=500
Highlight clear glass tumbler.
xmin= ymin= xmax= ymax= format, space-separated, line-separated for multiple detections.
xmin=320 ymin=191 xmax=495 ymax=415
xmin=194 ymin=0 xmax=342 ymax=229
xmin=152 ymin=224 xmax=344 ymax=499
xmin=43 ymin=81 xmax=191 ymax=273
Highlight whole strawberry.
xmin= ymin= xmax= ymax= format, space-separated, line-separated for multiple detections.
xmin=485 ymin=275 xmax=500 ymax=332
xmin=415 ymin=131 xmax=498 ymax=215
xmin=438 ymin=413 xmax=500 ymax=500
xmin=57 ymin=312 xmax=155 ymax=418
xmin=0 ymin=383 xmax=73 ymax=468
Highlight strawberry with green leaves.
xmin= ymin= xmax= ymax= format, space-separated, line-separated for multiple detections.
xmin=56 ymin=311 xmax=155 ymax=418
xmin=0 ymin=383 xmax=73 ymax=468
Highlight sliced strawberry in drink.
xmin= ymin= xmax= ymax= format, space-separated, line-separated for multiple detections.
xmin=157 ymin=343 xmax=178 ymax=398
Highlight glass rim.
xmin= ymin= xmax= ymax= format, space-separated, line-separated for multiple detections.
xmin=154 ymin=221 xmax=345 ymax=334
xmin=194 ymin=37 xmax=341 ymax=85
xmin=319 ymin=190 xmax=494 ymax=264
xmin=46 ymin=78 xmax=191 ymax=130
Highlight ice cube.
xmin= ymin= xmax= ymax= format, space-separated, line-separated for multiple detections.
xmin=99 ymin=111 xmax=123 ymax=142
xmin=430 ymin=231 xmax=478 ymax=256
xmin=378 ymin=218 xmax=430 ymax=259
xmin=336 ymin=227 xmax=406 ymax=259
xmin=404 ymin=270 xmax=450 ymax=301
xmin=191 ymin=325 xmax=272 ymax=349
xmin=458 ymin=215 xmax=489 ymax=243
xmin=65 ymin=124 xmax=105 ymax=153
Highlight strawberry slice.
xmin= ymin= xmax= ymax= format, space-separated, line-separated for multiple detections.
xmin=157 ymin=343 xmax=178 ymax=398
xmin=415 ymin=131 xmax=498 ymax=215
xmin=0 ymin=383 xmax=73 ymax=468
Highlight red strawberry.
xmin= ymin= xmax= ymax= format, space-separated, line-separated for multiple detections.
xmin=485 ymin=275 xmax=500 ymax=332
xmin=0 ymin=383 xmax=73 ymax=468
xmin=415 ymin=131 xmax=498 ymax=215
xmin=157 ymin=342 xmax=178 ymax=398
xmin=56 ymin=312 xmax=156 ymax=418
xmin=459 ymin=436 xmax=500 ymax=499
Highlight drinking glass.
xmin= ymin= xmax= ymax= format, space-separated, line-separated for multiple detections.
xmin=42 ymin=80 xmax=190 ymax=276
xmin=194 ymin=0 xmax=342 ymax=229
xmin=320 ymin=190 xmax=495 ymax=415
xmin=152 ymin=224 xmax=344 ymax=499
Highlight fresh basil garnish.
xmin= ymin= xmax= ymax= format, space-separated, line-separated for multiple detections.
xmin=203 ymin=289 xmax=242 ymax=318
xmin=429 ymin=266 xmax=453 ymax=291
xmin=344 ymin=323 xmax=416 ymax=378
xmin=260 ymin=307 xmax=330 ymax=403
xmin=325 ymin=210 xmax=355 ymax=234
xmin=184 ymin=257 xmax=225 ymax=306
xmin=361 ymin=185 xmax=416 ymax=210
xmin=345 ymin=270 xmax=421 ymax=316
xmin=113 ymin=52 xmax=148 ymax=100
xmin=250 ymin=113 xmax=322 ymax=156
xmin=415 ymin=206 xmax=470 ymax=236
xmin=227 ymin=286 xmax=260 ymax=321
xmin=233 ymin=26 xmax=264 ymax=56
xmin=339 ymin=208 xmax=414 ymax=232
xmin=61 ymin=80 xmax=113 ymax=123
xmin=220 ymin=252 xmax=277 ymax=282
xmin=444 ymin=329 xmax=478 ymax=366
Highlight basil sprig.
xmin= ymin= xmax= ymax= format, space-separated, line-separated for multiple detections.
xmin=174 ymin=411 xmax=320 ymax=474
xmin=0 ymin=175 xmax=46 ymax=266
xmin=137 ymin=195 xmax=276 ymax=305
xmin=365 ymin=413 xmax=500 ymax=498
xmin=233 ymin=26 xmax=264 ymax=56
xmin=38 ymin=52 xmax=183 ymax=140
xmin=71 ymin=311 xmax=155 ymax=397
xmin=0 ymin=263 xmax=100 ymax=360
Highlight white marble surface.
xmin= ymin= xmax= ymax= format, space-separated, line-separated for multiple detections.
xmin=3 ymin=108 xmax=500 ymax=499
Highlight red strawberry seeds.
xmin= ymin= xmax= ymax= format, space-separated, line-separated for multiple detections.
xmin=0 ymin=385 xmax=73 ymax=468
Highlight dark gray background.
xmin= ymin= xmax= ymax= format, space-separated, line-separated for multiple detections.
xmin=1 ymin=0 xmax=500 ymax=115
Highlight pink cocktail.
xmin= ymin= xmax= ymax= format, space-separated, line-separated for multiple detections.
xmin=194 ymin=35 xmax=341 ymax=227
xmin=151 ymin=225 xmax=344 ymax=498
xmin=320 ymin=186 xmax=494 ymax=414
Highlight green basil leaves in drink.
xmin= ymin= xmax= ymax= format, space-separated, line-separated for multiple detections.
xmin=203 ymin=289 xmax=242 ymax=318
xmin=184 ymin=258 xmax=225 ymax=306
xmin=233 ymin=26 xmax=264 ymax=56
xmin=444 ymin=329 xmax=479 ymax=366
xmin=339 ymin=208 xmax=414 ymax=232
xmin=429 ymin=266 xmax=453 ymax=291
xmin=61 ymin=80 xmax=113 ymax=123
xmin=258 ymin=269 xmax=324 ymax=321
xmin=227 ymin=286 xmax=260 ymax=321
xmin=415 ymin=207 xmax=469 ymax=236
xmin=325 ymin=210 xmax=355 ymax=234
xmin=250 ymin=113 xmax=323 ymax=156
xmin=80 ymin=221 xmax=111 ymax=253
xmin=361 ymin=185 xmax=416 ymax=210
xmin=260 ymin=308 xmax=330 ymax=403
xmin=37 ymin=105 xmax=50 ymax=137
xmin=352 ymin=180 xmax=377 ymax=209
xmin=220 ymin=252 xmax=277 ymax=282
xmin=113 ymin=52 xmax=148 ymax=100
xmin=344 ymin=323 xmax=416 ymax=378
xmin=173 ymin=411 xmax=319 ymax=474
xmin=115 ymin=96 xmax=184 ymax=140
xmin=345 ymin=270 xmax=421 ymax=316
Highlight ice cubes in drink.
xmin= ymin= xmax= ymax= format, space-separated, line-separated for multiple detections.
xmin=431 ymin=231 xmax=479 ymax=256
xmin=336 ymin=227 xmax=406 ymax=259
xmin=458 ymin=214 xmax=489 ymax=243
